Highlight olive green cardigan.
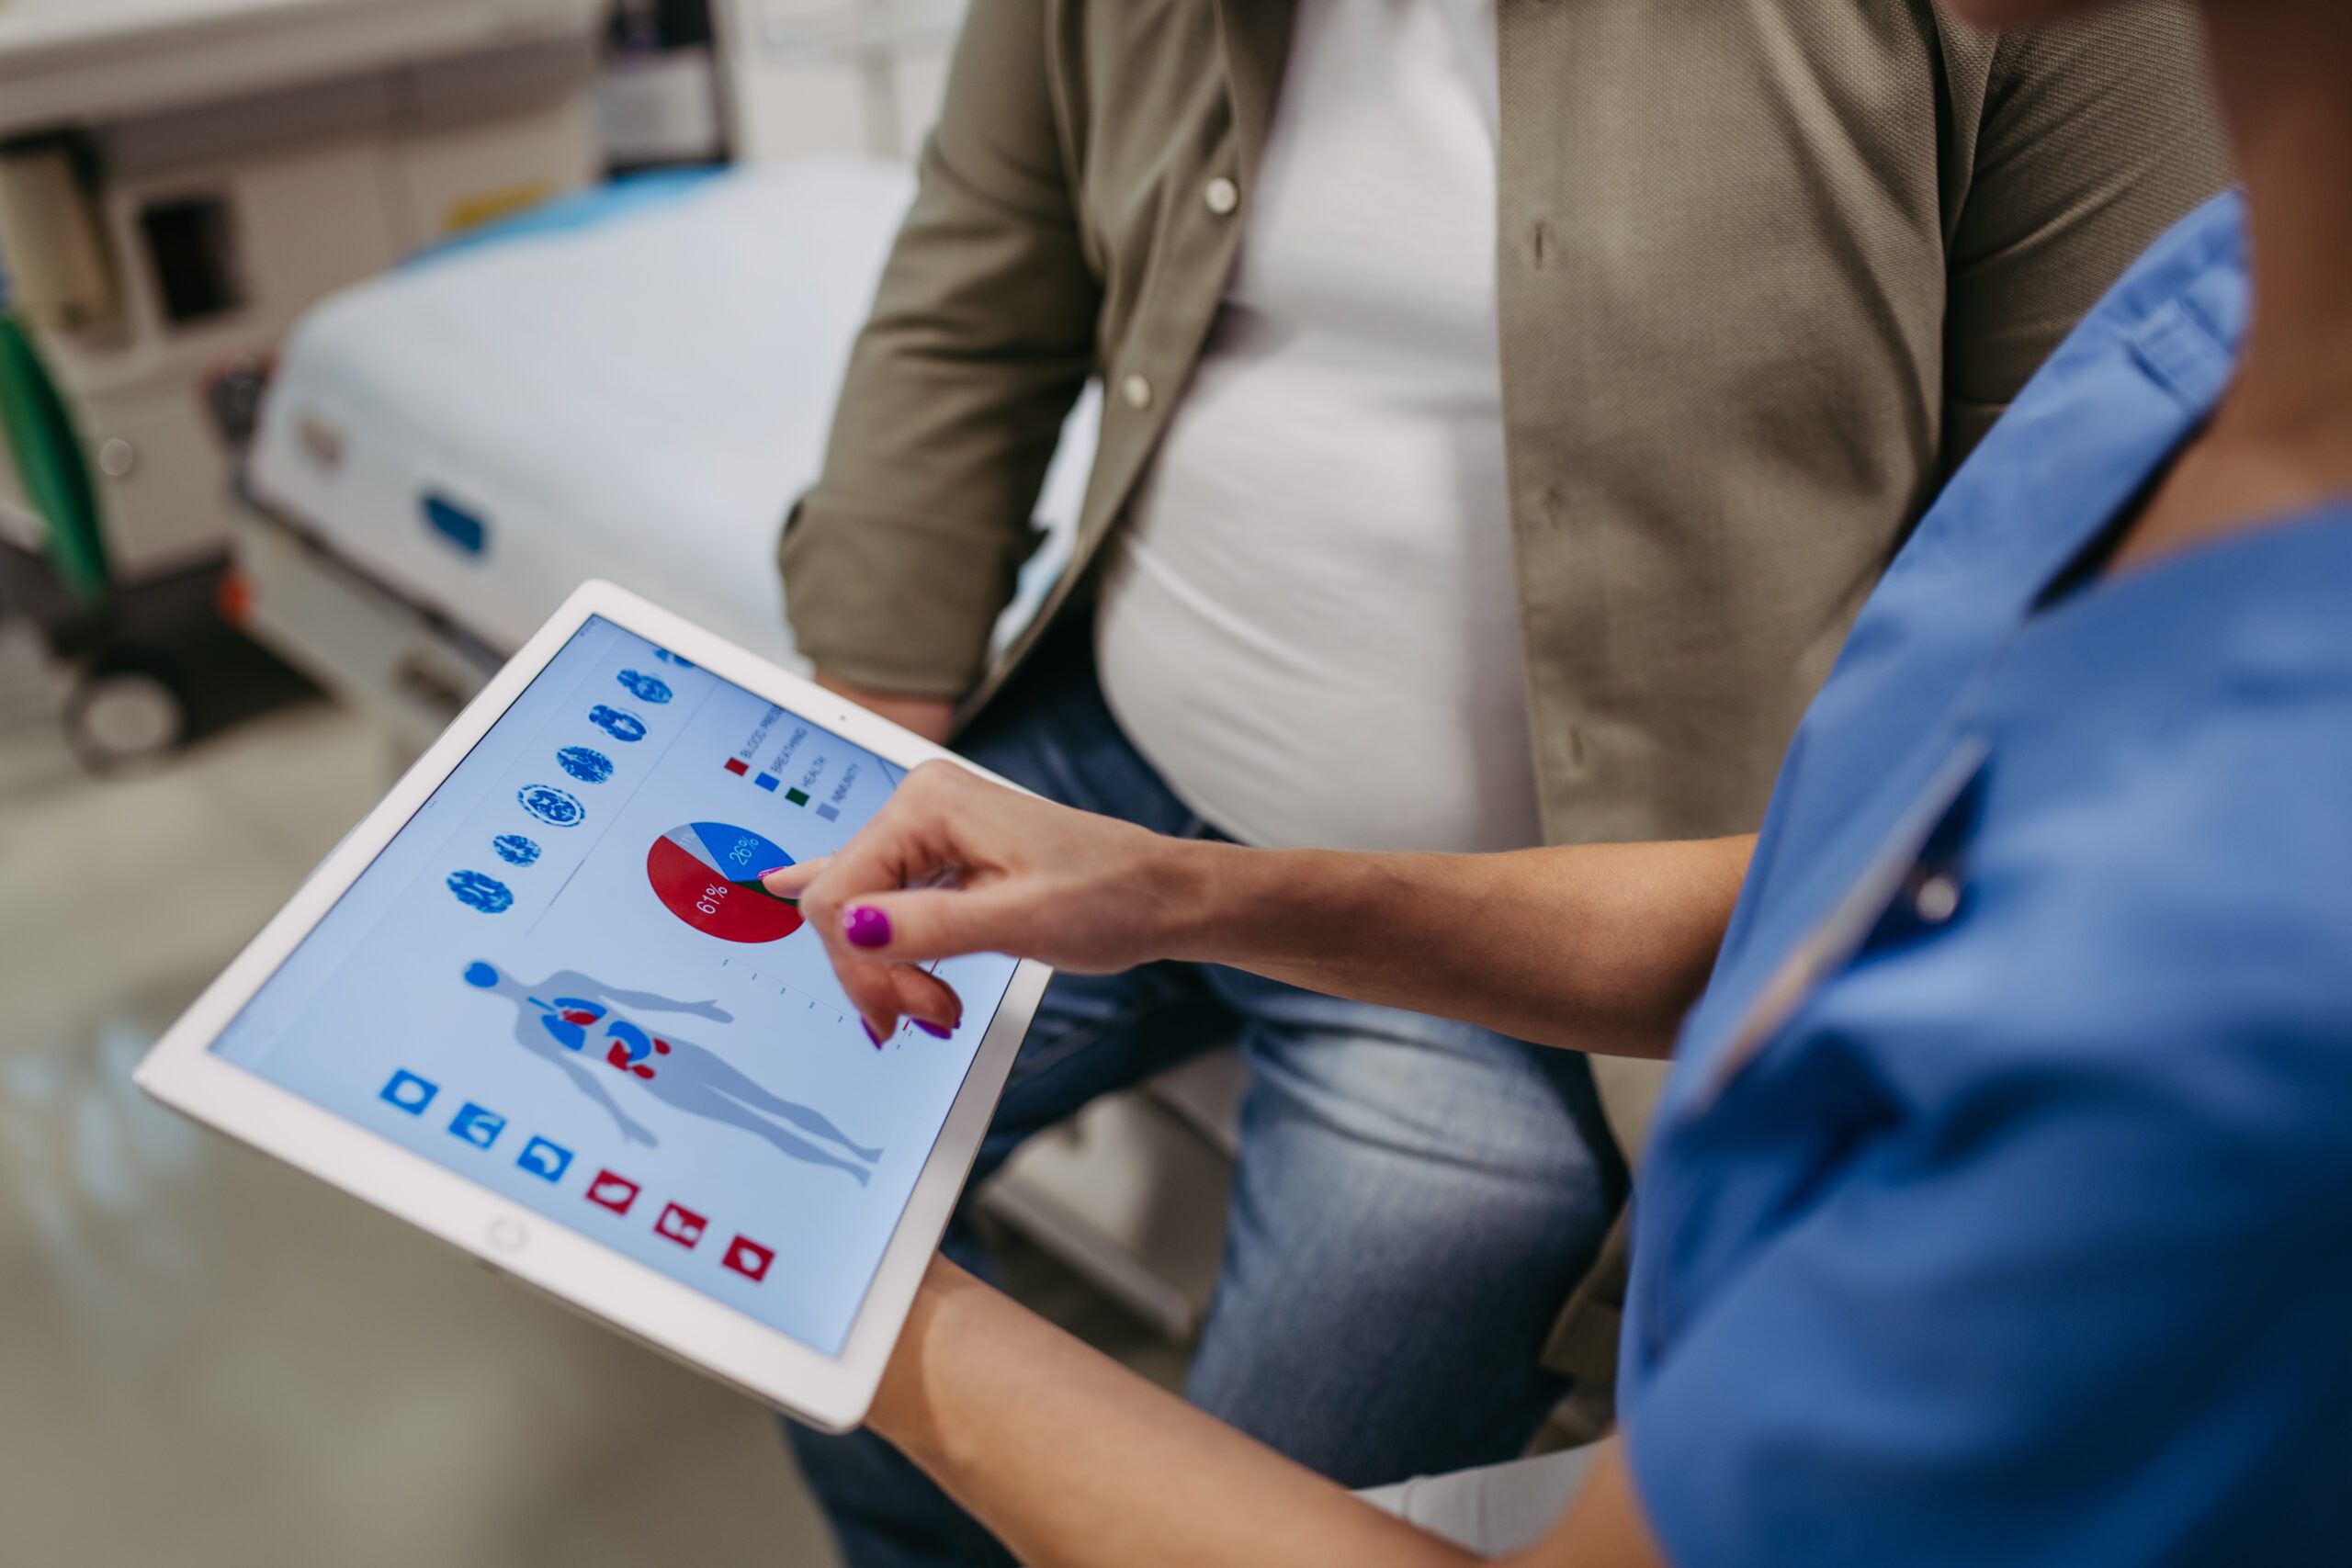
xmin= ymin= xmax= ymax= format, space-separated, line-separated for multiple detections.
xmin=783 ymin=0 xmax=2225 ymax=850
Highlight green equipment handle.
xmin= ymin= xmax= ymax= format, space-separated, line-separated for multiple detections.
xmin=0 ymin=310 xmax=108 ymax=603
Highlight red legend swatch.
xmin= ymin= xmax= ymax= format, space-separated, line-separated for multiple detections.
xmin=724 ymin=758 xmax=749 ymax=775
xmin=723 ymin=1235 xmax=775 ymax=1282
xmin=656 ymin=1201 xmax=708 ymax=1248
xmin=586 ymin=1169 xmax=641 ymax=1215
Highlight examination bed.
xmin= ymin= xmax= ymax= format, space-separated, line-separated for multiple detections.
xmin=243 ymin=158 xmax=1091 ymax=710
xmin=233 ymin=156 xmax=1237 ymax=1337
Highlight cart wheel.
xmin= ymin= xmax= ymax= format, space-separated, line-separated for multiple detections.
xmin=64 ymin=652 xmax=190 ymax=773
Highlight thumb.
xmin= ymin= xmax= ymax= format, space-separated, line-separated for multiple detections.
xmin=831 ymin=886 xmax=1035 ymax=965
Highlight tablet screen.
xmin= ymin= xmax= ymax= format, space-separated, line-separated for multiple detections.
xmin=212 ymin=616 xmax=1019 ymax=1355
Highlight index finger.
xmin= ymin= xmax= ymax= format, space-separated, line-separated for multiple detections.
xmin=761 ymin=858 xmax=829 ymax=899
xmin=782 ymin=793 xmax=964 ymax=1030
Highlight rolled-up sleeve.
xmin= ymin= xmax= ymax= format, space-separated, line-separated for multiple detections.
xmin=781 ymin=0 xmax=1102 ymax=697
xmin=1939 ymin=6 xmax=2231 ymax=467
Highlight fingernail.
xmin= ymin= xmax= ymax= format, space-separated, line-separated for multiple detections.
xmin=843 ymin=906 xmax=892 ymax=950
xmin=863 ymin=1020 xmax=886 ymax=1046
xmin=915 ymin=1020 xmax=953 ymax=1039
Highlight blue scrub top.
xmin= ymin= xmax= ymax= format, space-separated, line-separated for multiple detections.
xmin=1623 ymin=193 xmax=2352 ymax=1566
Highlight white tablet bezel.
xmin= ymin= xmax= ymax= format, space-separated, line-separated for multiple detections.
xmin=135 ymin=579 xmax=1050 ymax=1432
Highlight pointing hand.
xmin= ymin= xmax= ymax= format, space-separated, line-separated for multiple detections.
xmin=763 ymin=761 xmax=1201 ymax=1043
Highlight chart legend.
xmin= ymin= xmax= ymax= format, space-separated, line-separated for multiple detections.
xmin=718 ymin=706 xmax=903 ymax=829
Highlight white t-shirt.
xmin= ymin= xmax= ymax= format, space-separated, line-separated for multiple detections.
xmin=1093 ymin=0 xmax=1540 ymax=853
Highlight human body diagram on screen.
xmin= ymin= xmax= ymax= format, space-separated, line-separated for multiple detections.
xmin=462 ymin=961 xmax=880 ymax=1185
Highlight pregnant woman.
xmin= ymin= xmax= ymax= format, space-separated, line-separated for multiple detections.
xmin=759 ymin=0 xmax=2352 ymax=1561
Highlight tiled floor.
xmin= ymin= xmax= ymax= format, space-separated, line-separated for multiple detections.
xmin=0 ymin=634 xmax=1183 ymax=1568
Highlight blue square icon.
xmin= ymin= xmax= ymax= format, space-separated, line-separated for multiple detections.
xmin=380 ymin=1070 xmax=438 ymax=1115
xmin=516 ymin=1135 xmax=573 ymax=1182
xmin=754 ymin=773 xmax=780 ymax=792
xmin=447 ymin=1102 xmax=506 ymax=1149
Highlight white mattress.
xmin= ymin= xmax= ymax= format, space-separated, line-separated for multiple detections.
xmin=249 ymin=157 xmax=1098 ymax=668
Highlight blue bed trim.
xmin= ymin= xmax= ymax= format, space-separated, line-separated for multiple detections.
xmin=404 ymin=167 xmax=731 ymax=269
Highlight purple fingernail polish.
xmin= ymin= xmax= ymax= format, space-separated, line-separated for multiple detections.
xmin=863 ymin=1020 xmax=886 ymax=1046
xmin=844 ymin=906 xmax=892 ymax=949
xmin=916 ymin=1020 xmax=954 ymax=1039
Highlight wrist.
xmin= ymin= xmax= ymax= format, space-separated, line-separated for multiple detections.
xmin=813 ymin=669 xmax=960 ymax=742
xmin=1148 ymin=837 xmax=1258 ymax=965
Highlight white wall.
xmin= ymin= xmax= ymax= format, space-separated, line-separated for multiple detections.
xmin=715 ymin=0 xmax=965 ymax=162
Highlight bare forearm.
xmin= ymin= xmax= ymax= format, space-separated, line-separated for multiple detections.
xmin=766 ymin=764 xmax=1752 ymax=1055
xmin=870 ymin=1259 xmax=1478 ymax=1568
xmin=1160 ymin=835 xmax=1755 ymax=1057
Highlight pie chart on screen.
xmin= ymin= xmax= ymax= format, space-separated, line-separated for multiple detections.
xmin=646 ymin=822 xmax=804 ymax=943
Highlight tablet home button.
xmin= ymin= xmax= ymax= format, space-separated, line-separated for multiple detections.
xmin=486 ymin=1218 xmax=529 ymax=1254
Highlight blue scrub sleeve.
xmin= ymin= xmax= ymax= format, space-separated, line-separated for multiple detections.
xmin=1625 ymin=1047 xmax=2352 ymax=1568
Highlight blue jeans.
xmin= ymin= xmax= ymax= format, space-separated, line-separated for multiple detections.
xmin=786 ymin=638 xmax=1627 ymax=1568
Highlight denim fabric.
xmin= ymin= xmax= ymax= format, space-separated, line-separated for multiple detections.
xmin=786 ymin=637 xmax=1626 ymax=1568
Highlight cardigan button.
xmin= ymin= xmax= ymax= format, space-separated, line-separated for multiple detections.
xmin=1204 ymin=175 xmax=1240 ymax=215
xmin=1120 ymin=373 xmax=1154 ymax=411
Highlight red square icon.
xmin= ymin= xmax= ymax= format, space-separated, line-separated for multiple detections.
xmin=724 ymin=758 xmax=749 ymax=775
xmin=722 ymin=1235 xmax=775 ymax=1282
xmin=585 ymin=1169 xmax=640 ymax=1215
xmin=655 ymin=1201 xmax=707 ymax=1248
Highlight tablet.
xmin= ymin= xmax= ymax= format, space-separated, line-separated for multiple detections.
xmin=135 ymin=581 xmax=1049 ymax=1431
